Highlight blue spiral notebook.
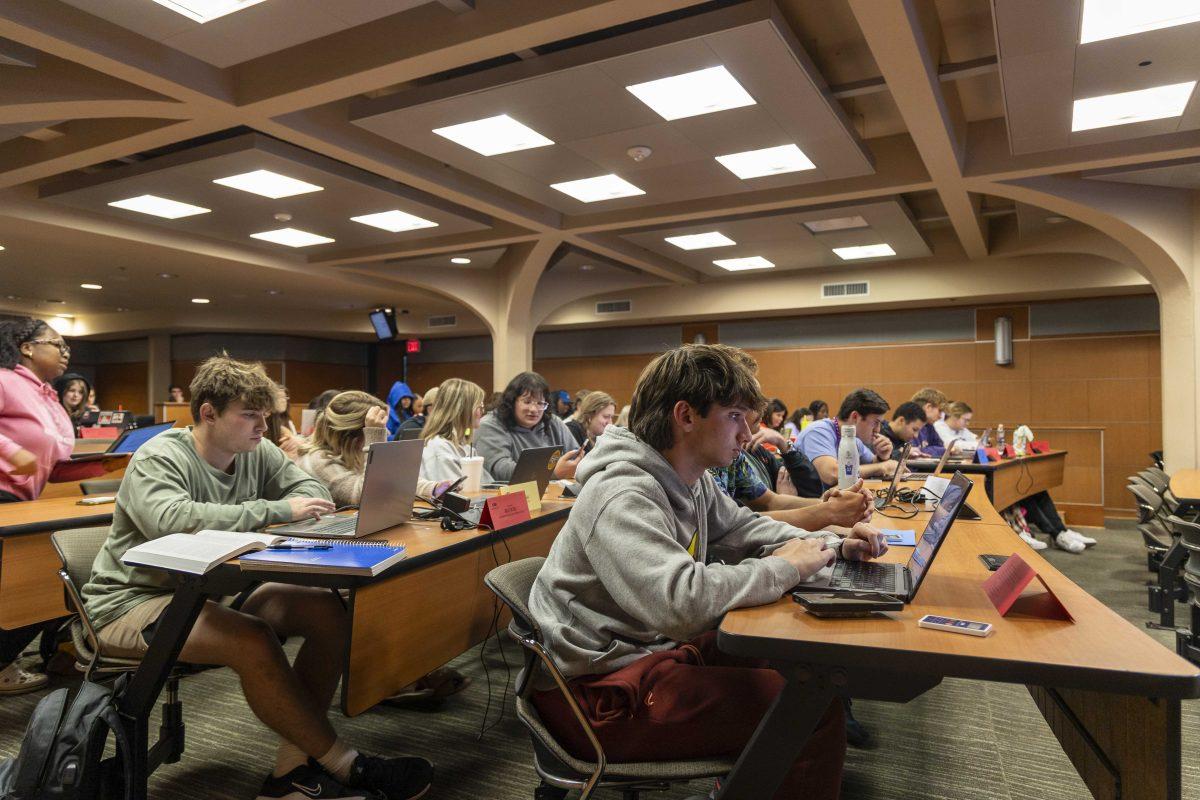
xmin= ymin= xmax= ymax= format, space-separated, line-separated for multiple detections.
xmin=239 ymin=539 xmax=407 ymax=577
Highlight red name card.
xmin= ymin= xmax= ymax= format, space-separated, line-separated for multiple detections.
xmin=477 ymin=492 xmax=532 ymax=531
xmin=982 ymin=553 xmax=1073 ymax=621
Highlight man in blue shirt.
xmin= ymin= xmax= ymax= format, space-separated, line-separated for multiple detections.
xmin=911 ymin=387 xmax=948 ymax=457
xmin=797 ymin=388 xmax=897 ymax=488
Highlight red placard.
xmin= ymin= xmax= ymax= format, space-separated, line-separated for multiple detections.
xmin=982 ymin=553 xmax=1073 ymax=621
xmin=1029 ymin=440 xmax=1049 ymax=454
xmin=477 ymin=492 xmax=531 ymax=531
xmin=405 ymin=338 xmax=421 ymax=353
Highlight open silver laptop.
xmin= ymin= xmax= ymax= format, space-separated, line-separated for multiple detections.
xmin=798 ymin=472 xmax=971 ymax=602
xmin=874 ymin=442 xmax=912 ymax=509
xmin=271 ymin=439 xmax=424 ymax=538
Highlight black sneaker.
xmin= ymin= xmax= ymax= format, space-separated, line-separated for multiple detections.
xmin=345 ymin=753 xmax=434 ymax=800
xmin=256 ymin=763 xmax=375 ymax=800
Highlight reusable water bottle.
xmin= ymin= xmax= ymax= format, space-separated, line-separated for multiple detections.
xmin=997 ymin=424 xmax=1006 ymax=451
xmin=837 ymin=425 xmax=860 ymax=489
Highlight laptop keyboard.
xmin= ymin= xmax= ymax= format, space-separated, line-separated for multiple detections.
xmin=291 ymin=517 xmax=357 ymax=537
xmin=829 ymin=560 xmax=900 ymax=592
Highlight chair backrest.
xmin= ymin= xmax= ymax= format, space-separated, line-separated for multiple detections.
xmin=1138 ymin=470 xmax=1169 ymax=495
xmin=50 ymin=527 xmax=111 ymax=602
xmin=484 ymin=557 xmax=546 ymax=639
xmin=1128 ymin=481 xmax=1164 ymax=516
xmin=1169 ymin=515 xmax=1200 ymax=551
xmin=80 ymin=478 xmax=122 ymax=496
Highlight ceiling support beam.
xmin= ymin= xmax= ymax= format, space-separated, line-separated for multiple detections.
xmin=829 ymin=55 xmax=997 ymax=100
xmin=849 ymin=0 xmax=988 ymax=259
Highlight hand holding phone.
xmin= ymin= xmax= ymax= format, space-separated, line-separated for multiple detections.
xmin=434 ymin=475 xmax=467 ymax=499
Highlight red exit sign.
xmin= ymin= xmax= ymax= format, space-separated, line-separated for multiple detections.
xmin=405 ymin=338 xmax=421 ymax=353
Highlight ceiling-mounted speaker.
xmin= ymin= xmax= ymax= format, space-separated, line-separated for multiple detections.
xmin=994 ymin=316 xmax=1013 ymax=366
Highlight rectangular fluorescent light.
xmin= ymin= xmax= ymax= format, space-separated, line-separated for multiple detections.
xmin=1080 ymin=0 xmax=1200 ymax=43
xmin=350 ymin=210 xmax=439 ymax=232
xmin=151 ymin=0 xmax=267 ymax=23
xmin=1071 ymin=81 xmax=1196 ymax=131
xmin=108 ymin=194 xmax=211 ymax=219
xmin=713 ymin=256 xmax=775 ymax=271
xmin=626 ymin=66 xmax=756 ymax=121
xmin=664 ymin=232 xmax=736 ymax=250
xmin=803 ymin=215 xmax=869 ymax=233
xmin=716 ymin=144 xmax=815 ymax=180
xmin=213 ymin=169 xmax=322 ymax=199
xmin=250 ymin=228 xmax=335 ymax=248
xmin=550 ymin=174 xmax=644 ymax=203
xmin=833 ymin=243 xmax=896 ymax=260
xmin=432 ymin=114 xmax=554 ymax=156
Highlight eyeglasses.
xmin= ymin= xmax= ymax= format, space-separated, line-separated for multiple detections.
xmin=27 ymin=339 xmax=70 ymax=355
xmin=531 ymin=401 xmax=550 ymax=410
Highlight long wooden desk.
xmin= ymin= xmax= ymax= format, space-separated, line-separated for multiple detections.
xmin=908 ymin=449 xmax=1067 ymax=511
xmin=0 ymin=496 xmax=117 ymax=631
xmin=716 ymin=485 xmax=1200 ymax=800
xmin=1170 ymin=469 xmax=1200 ymax=504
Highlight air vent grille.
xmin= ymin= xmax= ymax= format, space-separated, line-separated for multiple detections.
xmin=821 ymin=281 xmax=869 ymax=299
xmin=427 ymin=315 xmax=457 ymax=328
xmin=596 ymin=299 xmax=632 ymax=314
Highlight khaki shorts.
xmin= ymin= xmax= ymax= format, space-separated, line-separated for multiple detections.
xmin=95 ymin=595 xmax=174 ymax=659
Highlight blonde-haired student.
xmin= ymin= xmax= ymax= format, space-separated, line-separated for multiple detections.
xmin=420 ymin=378 xmax=493 ymax=484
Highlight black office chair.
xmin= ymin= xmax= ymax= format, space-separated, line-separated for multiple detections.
xmin=50 ymin=528 xmax=190 ymax=771
xmin=483 ymin=557 xmax=732 ymax=800
xmin=1149 ymin=516 xmax=1192 ymax=627
xmin=1129 ymin=480 xmax=1171 ymax=572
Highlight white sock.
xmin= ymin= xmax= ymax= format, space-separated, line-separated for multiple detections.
xmin=317 ymin=738 xmax=360 ymax=782
xmin=273 ymin=740 xmax=308 ymax=778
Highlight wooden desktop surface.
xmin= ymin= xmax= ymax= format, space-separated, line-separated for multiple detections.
xmin=906 ymin=450 xmax=1066 ymax=513
xmin=1170 ymin=469 xmax=1200 ymax=504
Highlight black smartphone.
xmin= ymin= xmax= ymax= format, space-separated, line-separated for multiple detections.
xmin=791 ymin=591 xmax=904 ymax=617
xmin=434 ymin=475 xmax=467 ymax=498
xmin=978 ymin=553 xmax=1008 ymax=571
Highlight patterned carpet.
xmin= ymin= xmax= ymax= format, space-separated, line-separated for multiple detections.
xmin=2 ymin=521 xmax=1196 ymax=799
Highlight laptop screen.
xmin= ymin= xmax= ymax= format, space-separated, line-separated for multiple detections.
xmin=905 ymin=472 xmax=969 ymax=591
xmin=109 ymin=422 xmax=174 ymax=454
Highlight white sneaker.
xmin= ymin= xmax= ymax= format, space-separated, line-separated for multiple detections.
xmin=1019 ymin=531 xmax=1048 ymax=551
xmin=1065 ymin=529 xmax=1098 ymax=546
xmin=0 ymin=661 xmax=48 ymax=695
xmin=1055 ymin=532 xmax=1086 ymax=553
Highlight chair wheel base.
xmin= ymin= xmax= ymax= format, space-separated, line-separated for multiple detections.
xmin=534 ymin=783 xmax=568 ymax=800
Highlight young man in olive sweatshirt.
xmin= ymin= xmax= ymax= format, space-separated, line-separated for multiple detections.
xmin=528 ymin=344 xmax=888 ymax=800
xmin=83 ymin=355 xmax=432 ymax=800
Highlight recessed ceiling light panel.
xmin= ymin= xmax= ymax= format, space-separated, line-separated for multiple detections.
xmin=803 ymin=215 xmax=869 ymax=233
xmin=626 ymin=65 xmax=756 ymax=121
xmin=450 ymin=257 xmax=472 ymax=264
xmin=713 ymin=256 xmax=775 ymax=271
xmin=550 ymin=174 xmax=645 ymax=203
xmin=1071 ymin=81 xmax=1196 ymax=131
xmin=151 ymin=0 xmax=267 ymax=23
xmin=250 ymin=228 xmax=336 ymax=248
xmin=350 ymin=210 xmax=439 ymax=232
xmin=108 ymin=194 xmax=211 ymax=219
xmin=715 ymin=144 xmax=816 ymax=179
xmin=191 ymin=297 xmax=210 ymax=304
xmin=1080 ymin=0 xmax=1200 ymax=43
xmin=432 ymin=114 xmax=554 ymax=156
xmin=664 ymin=232 xmax=736 ymax=250
xmin=833 ymin=243 xmax=896 ymax=260
xmin=80 ymin=283 xmax=103 ymax=290
xmin=213 ymin=169 xmax=323 ymax=199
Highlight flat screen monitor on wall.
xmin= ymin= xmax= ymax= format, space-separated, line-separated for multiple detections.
xmin=369 ymin=308 xmax=397 ymax=341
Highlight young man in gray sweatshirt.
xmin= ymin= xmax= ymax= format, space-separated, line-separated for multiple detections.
xmin=529 ymin=344 xmax=888 ymax=800
xmin=82 ymin=355 xmax=433 ymax=800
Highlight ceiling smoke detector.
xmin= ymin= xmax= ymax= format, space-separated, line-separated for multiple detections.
xmin=626 ymin=145 xmax=653 ymax=162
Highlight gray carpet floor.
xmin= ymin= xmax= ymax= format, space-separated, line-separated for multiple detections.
xmin=2 ymin=521 xmax=1196 ymax=799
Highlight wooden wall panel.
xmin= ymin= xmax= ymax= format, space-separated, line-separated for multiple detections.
xmin=91 ymin=361 xmax=148 ymax=414
xmin=282 ymin=360 xmax=367 ymax=406
xmin=399 ymin=361 xmax=493 ymax=398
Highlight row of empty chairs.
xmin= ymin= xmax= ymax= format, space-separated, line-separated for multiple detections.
xmin=1128 ymin=463 xmax=1200 ymax=664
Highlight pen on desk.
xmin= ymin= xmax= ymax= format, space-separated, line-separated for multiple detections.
xmin=268 ymin=544 xmax=332 ymax=551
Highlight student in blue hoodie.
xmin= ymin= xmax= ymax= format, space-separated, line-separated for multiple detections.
xmin=384 ymin=381 xmax=415 ymax=440
xmin=529 ymin=344 xmax=888 ymax=800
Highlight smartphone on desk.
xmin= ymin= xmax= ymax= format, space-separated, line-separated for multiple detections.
xmin=76 ymin=495 xmax=116 ymax=506
xmin=791 ymin=591 xmax=904 ymax=618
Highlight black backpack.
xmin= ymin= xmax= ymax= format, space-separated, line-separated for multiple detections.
xmin=0 ymin=680 xmax=133 ymax=800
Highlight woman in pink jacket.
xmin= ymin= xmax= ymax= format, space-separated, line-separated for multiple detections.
xmin=0 ymin=317 xmax=103 ymax=694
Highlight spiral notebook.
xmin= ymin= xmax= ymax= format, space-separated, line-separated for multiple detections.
xmin=239 ymin=538 xmax=407 ymax=577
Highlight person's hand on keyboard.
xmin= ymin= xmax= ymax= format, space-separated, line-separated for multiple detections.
xmin=839 ymin=522 xmax=889 ymax=561
xmin=288 ymin=497 xmax=336 ymax=521
xmin=775 ymin=538 xmax=836 ymax=580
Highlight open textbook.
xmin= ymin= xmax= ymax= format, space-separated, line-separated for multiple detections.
xmin=121 ymin=530 xmax=287 ymax=575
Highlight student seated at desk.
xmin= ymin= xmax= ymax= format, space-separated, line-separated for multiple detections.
xmin=796 ymin=388 xmax=898 ymax=488
xmin=419 ymin=378 xmax=490 ymax=483
xmin=168 ymin=384 xmax=186 ymax=403
xmin=529 ymin=344 xmax=889 ymax=799
xmin=564 ymin=390 xmax=616 ymax=449
xmin=265 ymin=384 xmax=299 ymax=460
xmin=880 ymin=401 xmax=927 ymax=457
xmin=81 ymin=354 xmax=434 ymax=800
xmin=475 ymin=371 xmax=583 ymax=482
xmin=52 ymin=371 xmax=92 ymax=433
xmin=910 ymin=387 xmax=949 ymax=457
xmin=935 ymin=401 xmax=978 ymax=454
xmin=398 ymin=387 xmax=435 ymax=433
